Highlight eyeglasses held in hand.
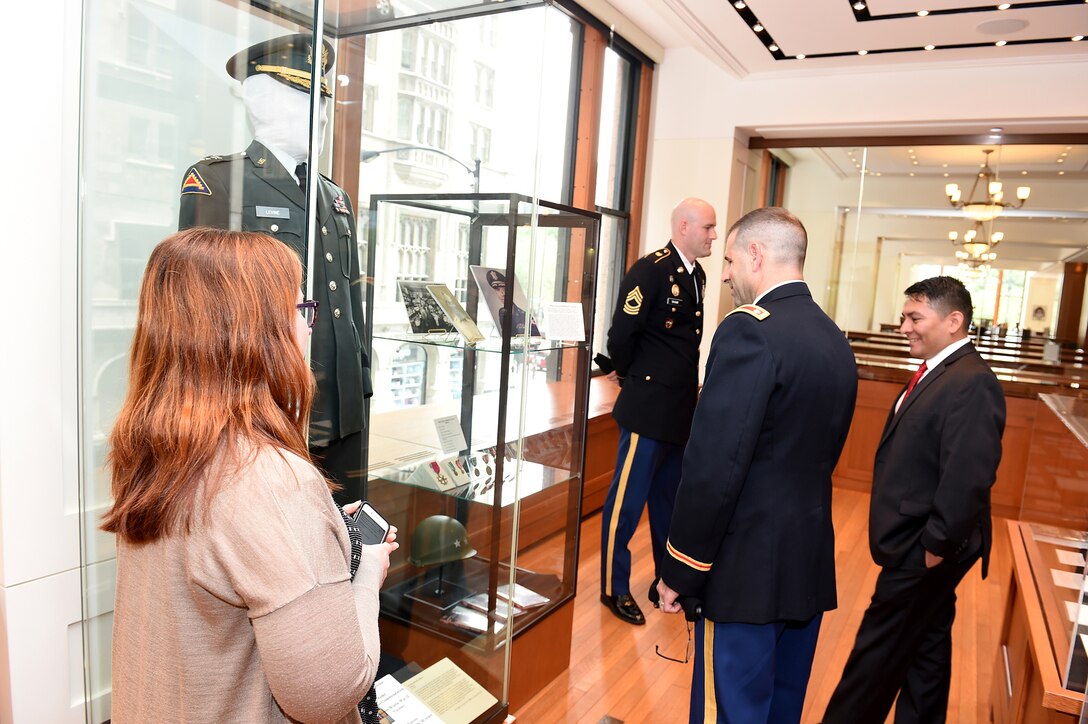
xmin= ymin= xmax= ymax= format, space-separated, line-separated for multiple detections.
xmin=655 ymin=620 xmax=693 ymax=664
xmin=296 ymin=300 xmax=319 ymax=328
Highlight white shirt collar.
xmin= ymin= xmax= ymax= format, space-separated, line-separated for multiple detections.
xmin=672 ymin=243 xmax=696 ymax=275
xmin=920 ymin=336 xmax=971 ymax=375
xmin=255 ymin=139 xmax=303 ymax=185
xmin=753 ymin=279 xmax=805 ymax=306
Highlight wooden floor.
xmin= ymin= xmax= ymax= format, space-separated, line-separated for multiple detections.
xmin=512 ymin=486 xmax=1012 ymax=723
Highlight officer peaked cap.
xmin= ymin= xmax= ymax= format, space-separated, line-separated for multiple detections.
xmin=486 ymin=269 xmax=507 ymax=288
xmin=226 ymin=33 xmax=335 ymax=98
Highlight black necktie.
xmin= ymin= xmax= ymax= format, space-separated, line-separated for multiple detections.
xmin=295 ymin=162 xmax=307 ymax=193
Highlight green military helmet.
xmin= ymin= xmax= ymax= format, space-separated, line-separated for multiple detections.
xmin=409 ymin=515 xmax=478 ymax=567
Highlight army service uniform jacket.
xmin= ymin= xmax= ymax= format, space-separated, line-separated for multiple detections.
xmin=607 ymin=242 xmax=706 ymax=446
xmin=661 ymin=282 xmax=858 ymax=624
xmin=178 ymin=140 xmax=372 ymax=446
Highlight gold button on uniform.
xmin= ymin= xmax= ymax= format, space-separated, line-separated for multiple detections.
xmin=333 ymin=308 xmax=341 ymax=319
xmin=696 ymin=329 xmax=701 ymax=335
xmin=270 ymin=223 xmax=279 ymax=232
xmin=696 ymin=311 xmax=702 ymax=317
xmin=325 ymin=252 xmax=333 ymax=262
xmin=321 ymin=226 xmax=328 ymax=235
xmin=329 ymin=281 xmax=337 ymax=291
xmin=645 ymin=375 xmax=652 ymax=381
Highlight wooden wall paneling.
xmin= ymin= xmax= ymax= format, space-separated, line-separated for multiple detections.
xmin=1056 ymin=262 xmax=1087 ymax=344
xmin=831 ymin=379 xmax=900 ymax=492
xmin=625 ymin=63 xmax=653 ymax=269
xmin=571 ymin=27 xmax=605 ymax=212
xmin=331 ymin=36 xmax=365 ymax=200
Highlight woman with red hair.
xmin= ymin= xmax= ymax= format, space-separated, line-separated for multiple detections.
xmin=103 ymin=227 xmax=396 ymax=723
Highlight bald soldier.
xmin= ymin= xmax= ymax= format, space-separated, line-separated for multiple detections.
xmin=599 ymin=198 xmax=716 ymax=625
xmin=656 ymin=207 xmax=857 ymax=722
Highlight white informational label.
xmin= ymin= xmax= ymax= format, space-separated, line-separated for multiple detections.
xmin=543 ymin=302 xmax=586 ymax=341
xmin=403 ymin=657 xmax=498 ymax=724
xmin=433 ymin=415 xmax=468 ymax=454
xmin=374 ymin=674 xmax=442 ymax=723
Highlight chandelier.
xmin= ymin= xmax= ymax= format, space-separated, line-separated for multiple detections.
xmin=944 ymin=149 xmax=1030 ymax=222
xmin=949 ymin=221 xmax=1002 ymax=269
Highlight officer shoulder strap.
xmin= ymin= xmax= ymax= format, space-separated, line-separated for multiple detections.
xmin=726 ymin=304 xmax=770 ymax=321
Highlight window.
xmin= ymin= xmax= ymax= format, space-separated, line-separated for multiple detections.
xmin=470 ymin=123 xmax=492 ymax=164
xmin=396 ymin=214 xmax=437 ymax=283
xmin=389 ymin=344 xmax=427 ymax=407
xmin=362 ymin=85 xmax=377 ymax=132
xmin=474 ymin=63 xmax=495 ymax=106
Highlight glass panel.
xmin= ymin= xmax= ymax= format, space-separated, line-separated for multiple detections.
xmin=593 ymin=212 xmax=627 ymax=358
xmin=326 ymin=0 xmax=547 ymax=35
xmin=594 ymin=47 xmax=633 ymax=211
xmin=79 ymin=1 xmax=332 ymax=719
xmin=357 ymin=6 xmax=576 ymax=203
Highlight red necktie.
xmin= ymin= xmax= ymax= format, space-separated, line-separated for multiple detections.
xmin=900 ymin=361 xmax=928 ymax=408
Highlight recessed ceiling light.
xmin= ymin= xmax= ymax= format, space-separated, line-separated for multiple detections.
xmin=1058 ymin=158 xmax=1065 ymax=163
xmin=943 ymin=172 xmax=949 ymax=177
xmin=769 ymin=44 xmax=779 ymax=51
xmin=996 ymin=40 xmax=1007 ymax=46
xmin=908 ymin=149 xmax=914 ymax=153
xmin=913 ymin=161 xmax=919 ymax=165
xmin=910 ymin=172 xmax=915 ymax=176
xmin=942 ymin=163 xmax=948 ymax=168
xmin=924 ymin=44 xmax=935 ymax=50
xmin=734 ymin=1 xmax=746 ymax=7
xmin=997 ymin=2 xmax=1011 ymax=8
xmin=1074 ymin=35 xmax=1085 ymax=41
xmin=1061 ymin=152 xmax=1068 ymax=156
xmin=990 ymin=127 xmax=1003 ymax=133
xmin=858 ymin=49 xmax=868 ymax=55
xmin=796 ymin=54 xmax=806 ymax=59
xmin=1021 ymin=171 xmax=1028 ymax=175
xmin=1059 ymin=171 xmax=1066 ymax=175
xmin=753 ymin=23 xmax=764 ymax=31
xmin=917 ymin=9 xmax=929 ymax=15
xmin=1067 ymin=146 xmax=1073 ymax=150
xmin=853 ymin=1 xmax=866 ymax=9
xmin=876 ymin=172 xmax=882 ymax=177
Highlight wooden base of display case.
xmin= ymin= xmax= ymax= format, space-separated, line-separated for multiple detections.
xmin=991 ymin=520 xmax=1085 ymax=724
xmin=379 ymin=596 xmax=574 ymax=714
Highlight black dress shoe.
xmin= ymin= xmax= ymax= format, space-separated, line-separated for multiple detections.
xmin=600 ymin=593 xmax=646 ymax=625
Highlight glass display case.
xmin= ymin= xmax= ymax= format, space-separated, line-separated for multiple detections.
xmin=362 ymin=192 xmax=600 ymax=716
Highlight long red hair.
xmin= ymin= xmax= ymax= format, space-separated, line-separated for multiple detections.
xmin=102 ymin=227 xmax=326 ymax=543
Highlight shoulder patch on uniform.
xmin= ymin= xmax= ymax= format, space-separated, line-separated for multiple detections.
xmin=727 ymin=304 xmax=770 ymax=321
xmin=180 ymin=168 xmax=212 ymax=196
xmin=623 ymin=286 xmax=644 ymax=316
xmin=651 ymin=247 xmax=672 ymax=264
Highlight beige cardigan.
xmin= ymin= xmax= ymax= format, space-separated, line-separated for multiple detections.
xmin=110 ymin=446 xmax=382 ymax=723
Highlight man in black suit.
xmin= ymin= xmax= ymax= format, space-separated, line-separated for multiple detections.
xmin=656 ymin=207 xmax=857 ymax=722
xmin=178 ymin=35 xmax=372 ymax=504
xmin=823 ymin=276 xmax=1005 ymax=724
xmin=599 ymin=197 xmax=715 ymax=625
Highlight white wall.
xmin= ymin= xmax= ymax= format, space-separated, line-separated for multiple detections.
xmin=0 ymin=0 xmax=88 ymax=722
xmin=641 ymin=45 xmax=1088 ymax=345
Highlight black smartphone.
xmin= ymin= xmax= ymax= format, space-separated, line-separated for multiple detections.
xmin=352 ymin=501 xmax=390 ymax=545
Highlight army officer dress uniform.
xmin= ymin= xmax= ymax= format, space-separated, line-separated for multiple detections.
xmin=179 ymin=139 xmax=372 ymax=502
xmin=599 ymin=241 xmax=706 ymax=624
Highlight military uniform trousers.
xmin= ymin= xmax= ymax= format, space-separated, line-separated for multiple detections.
xmin=689 ymin=613 xmax=822 ymax=724
xmin=600 ymin=425 xmax=682 ymax=597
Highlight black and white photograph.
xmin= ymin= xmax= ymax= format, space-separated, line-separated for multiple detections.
xmin=398 ymin=281 xmax=456 ymax=334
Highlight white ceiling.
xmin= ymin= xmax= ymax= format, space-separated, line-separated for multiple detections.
xmin=613 ymin=0 xmax=1088 ymax=76
xmin=609 ymin=0 xmax=1088 ymax=270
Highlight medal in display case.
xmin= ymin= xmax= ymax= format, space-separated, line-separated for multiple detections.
xmin=362 ymin=193 xmax=600 ymax=716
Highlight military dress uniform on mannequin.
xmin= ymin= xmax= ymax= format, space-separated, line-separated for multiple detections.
xmin=600 ymin=239 xmax=707 ymax=624
xmin=178 ymin=35 xmax=372 ymax=504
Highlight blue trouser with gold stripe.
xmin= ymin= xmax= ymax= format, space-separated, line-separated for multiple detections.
xmin=689 ymin=614 xmax=822 ymax=724
xmin=600 ymin=425 xmax=683 ymax=597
